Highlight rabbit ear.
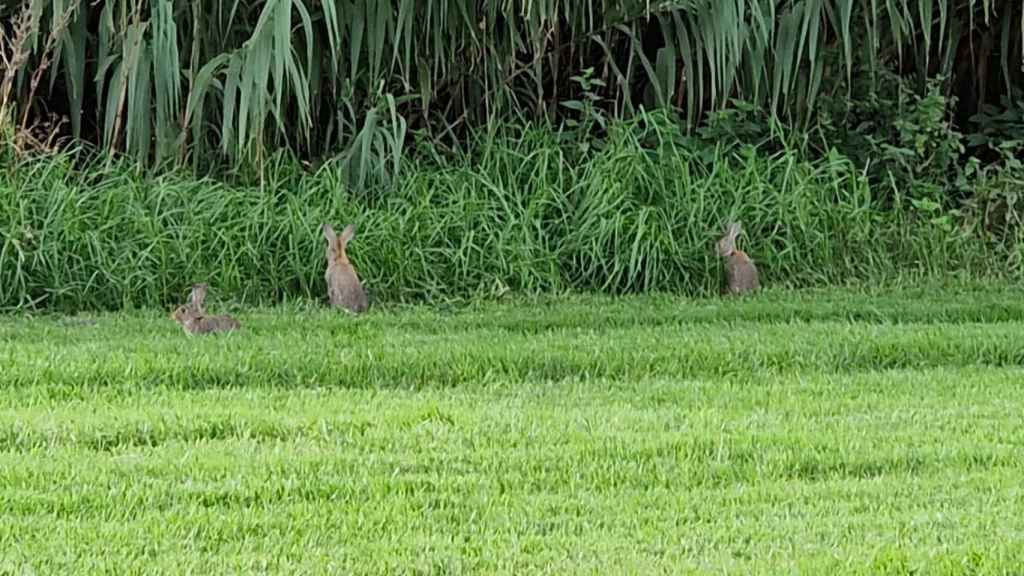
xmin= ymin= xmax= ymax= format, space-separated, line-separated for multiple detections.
xmin=727 ymin=221 xmax=742 ymax=239
xmin=189 ymin=283 xmax=208 ymax=309
xmin=322 ymin=223 xmax=337 ymax=244
xmin=717 ymin=222 xmax=740 ymax=256
xmin=339 ymin=224 xmax=356 ymax=248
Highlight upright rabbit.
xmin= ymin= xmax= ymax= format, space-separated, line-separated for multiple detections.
xmin=716 ymin=222 xmax=760 ymax=295
xmin=170 ymin=283 xmax=241 ymax=334
xmin=322 ymin=223 xmax=369 ymax=314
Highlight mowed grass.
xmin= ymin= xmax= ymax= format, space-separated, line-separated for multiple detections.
xmin=2 ymin=288 xmax=1024 ymax=574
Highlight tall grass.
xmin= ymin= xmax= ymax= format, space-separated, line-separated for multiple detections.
xmin=0 ymin=117 xmax=1005 ymax=312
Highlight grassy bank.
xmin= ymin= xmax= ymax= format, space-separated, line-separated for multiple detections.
xmin=2 ymin=289 xmax=1023 ymax=573
xmin=1 ymin=121 xmax=1010 ymax=312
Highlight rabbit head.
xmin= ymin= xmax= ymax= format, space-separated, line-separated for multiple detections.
xmin=170 ymin=304 xmax=189 ymax=321
xmin=170 ymin=302 xmax=199 ymax=326
xmin=717 ymin=222 xmax=742 ymax=258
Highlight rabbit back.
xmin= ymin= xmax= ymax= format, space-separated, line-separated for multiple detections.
xmin=326 ymin=262 xmax=369 ymax=313
xmin=190 ymin=314 xmax=241 ymax=334
xmin=171 ymin=305 xmax=240 ymax=335
xmin=725 ymin=251 xmax=760 ymax=294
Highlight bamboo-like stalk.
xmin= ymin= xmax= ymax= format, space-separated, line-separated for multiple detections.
xmin=1 ymin=0 xmax=1016 ymax=171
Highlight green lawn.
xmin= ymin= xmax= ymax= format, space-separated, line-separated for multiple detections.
xmin=2 ymin=288 xmax=1023 ymax=574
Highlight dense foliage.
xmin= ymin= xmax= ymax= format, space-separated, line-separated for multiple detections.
xmin=1 ymin=0 xmax=1021 ymax=172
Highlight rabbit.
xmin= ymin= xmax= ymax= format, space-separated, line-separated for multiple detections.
xmin=170 ymin=283 xmax=241 ymax=334
xmin=322 ymin=223 xmax=369 ymax=314
xmin=716 ymin=221 xmax=760 ymax=295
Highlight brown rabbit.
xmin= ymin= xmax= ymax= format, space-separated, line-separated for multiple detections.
xmin=170 ymin=283 xmax=241 ymax=334
xmin=716 ymin=222 xmax=760 ymax=295
xmin=322 ymin=223 xmax=369 ymax=314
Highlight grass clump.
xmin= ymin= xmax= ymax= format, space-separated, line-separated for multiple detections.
xmin=1 ymin=119 xmax=1009 ymax=312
